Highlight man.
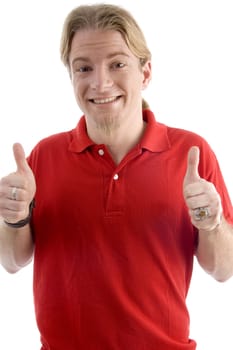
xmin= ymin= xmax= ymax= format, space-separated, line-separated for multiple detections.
xmin=0 ymin=4 xmax=233 ymax=349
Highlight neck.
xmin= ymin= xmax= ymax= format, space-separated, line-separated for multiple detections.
xmin=88 ymin=120 xmax=147 ymax=165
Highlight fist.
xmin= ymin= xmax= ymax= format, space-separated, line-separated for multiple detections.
xmin=183 ymin=146 xmax=222 ymax=231
xmin=0 ymin=143 xmax=36 ymax=223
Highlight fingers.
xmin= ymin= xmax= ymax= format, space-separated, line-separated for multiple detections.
xmin=183 ymin=146 xmax=222 ymax=231
xmin=0 ymin=197 xmax=29 ymax=223
xmin=12 ymin=142 xmax=36 ymax=194
xmin=187 ymin=192 xmax=222 ymax=231
xmin=0 ymin=143 xmax=36 ymax=223
xmin=7 ymin=186 xmax=25 ymax=202
xmin=183 ymin=146 xmax=200 ymax=188
xmin=183 ymin=146 xmax=203 ymax=202
xmin=13 ymin=143 xmax=32 ymax=175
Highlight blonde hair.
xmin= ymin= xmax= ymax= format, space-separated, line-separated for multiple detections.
xmin=60 ymin=3 xmax=151 ymax=109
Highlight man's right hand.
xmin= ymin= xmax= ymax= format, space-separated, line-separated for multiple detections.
xmin=0 ymin=143 xmax=36 ymax=224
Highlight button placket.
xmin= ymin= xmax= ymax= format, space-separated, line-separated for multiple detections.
xmin=98 ymin=149 xmax=105 ymax=156
xmin=113 ymin=174 xmax=119 ymax=180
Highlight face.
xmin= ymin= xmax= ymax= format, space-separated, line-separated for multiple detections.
xmin=69 ymin=29 xmax=151 ymax=135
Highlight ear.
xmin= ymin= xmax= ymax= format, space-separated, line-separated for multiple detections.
xmin=142 ymin=60 xmax=152 ymax=90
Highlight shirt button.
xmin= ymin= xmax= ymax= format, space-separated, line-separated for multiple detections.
xmin=113 ymin=174 xmax=119 ymax=180
xmin=98 ymin=149 xmax=104 ymax=156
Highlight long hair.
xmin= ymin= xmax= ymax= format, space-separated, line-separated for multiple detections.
xmin=60 ymin=4 xmax=151 ymax=109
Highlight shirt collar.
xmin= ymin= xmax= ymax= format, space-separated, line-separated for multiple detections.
xmin=140 ymin=109 xmax=171 ymax=152
xmin=69 ymin=116 xmax=95 ymax=153
xmin=69 ymin=110 xmax=171 ymax=153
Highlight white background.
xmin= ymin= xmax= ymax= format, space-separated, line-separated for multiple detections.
xmin=0 ymin=1 xmax=233 ymax=349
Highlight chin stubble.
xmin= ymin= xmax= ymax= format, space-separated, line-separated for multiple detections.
xmin=95 ymin=113 xmax=120 ymax=136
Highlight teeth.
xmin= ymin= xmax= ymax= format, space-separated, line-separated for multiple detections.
xmin=93 ymin=97 xmax=117 ymax=104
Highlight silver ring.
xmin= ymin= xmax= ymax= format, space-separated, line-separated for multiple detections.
xmin=194 ymin=207 xmax=209 ymax=221
xmin=11 ymin=187 xmax=17 ymax=201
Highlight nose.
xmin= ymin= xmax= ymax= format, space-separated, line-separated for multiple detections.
xmin=90 ymin=66 xmax=113 ymax=91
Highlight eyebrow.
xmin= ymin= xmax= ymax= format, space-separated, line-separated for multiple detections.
xmin=71 ymin=51 xmax=131 ymax=67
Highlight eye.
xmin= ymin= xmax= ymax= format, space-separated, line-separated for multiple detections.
xmin=74 ymin=65 xmax=92 ymax=73
xmin=111 ymin=62 xmax=126 ymax=70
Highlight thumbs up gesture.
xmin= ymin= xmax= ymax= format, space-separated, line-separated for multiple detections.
xmin=183 ymin=146 xmax=222 ymax=231
xmin=0 ymin=143 xmax=36 ymax=224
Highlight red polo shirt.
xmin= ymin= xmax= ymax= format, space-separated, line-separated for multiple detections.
xmin=28 ymin=110 xmax=233 ymax=349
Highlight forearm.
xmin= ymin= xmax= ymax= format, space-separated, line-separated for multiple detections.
xmin=196 ymin=217 xmax=233 ymax=282
xmin=0 ymin=218 xmax=34 ymax=273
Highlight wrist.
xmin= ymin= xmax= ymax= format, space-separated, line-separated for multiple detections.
xmin=200 ymin=215 xmax=223 ymax=233
xmin=4 ymin=199 xmax=35 ymax=229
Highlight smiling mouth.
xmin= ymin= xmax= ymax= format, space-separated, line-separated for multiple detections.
xmin=90 ymin=96 xmax=120 ymax=104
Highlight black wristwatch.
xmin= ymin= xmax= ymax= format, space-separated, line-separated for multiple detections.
xmin=4 ymin=199 xmax=35 ymax=228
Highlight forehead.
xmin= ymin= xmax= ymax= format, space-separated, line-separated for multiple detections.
xmin=69 ymin=29 xmax=134 ymax=62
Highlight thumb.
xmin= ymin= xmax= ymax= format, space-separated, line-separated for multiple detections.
xmin=13 ymin=142 xmax=32 ymax=175
xmin=183 ymin=146 xmax=200 ymax=187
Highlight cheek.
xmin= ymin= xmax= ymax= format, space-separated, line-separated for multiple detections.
xmin=72 ymin=79 xmax=83 ymax=97
xmin=71 ymin=82 xmax=82 ymax=106
xmin=128 ymin=70 xmax=144 ymax=87
xmin=73 ymin=75 xmax=89 ymax=93
xmin=72 ymin=81 xmax=90 ymax=110
xmin=129 ymin=78 xmax=144 ymax=95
